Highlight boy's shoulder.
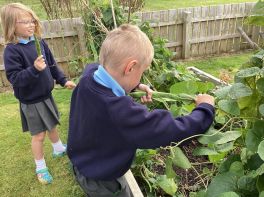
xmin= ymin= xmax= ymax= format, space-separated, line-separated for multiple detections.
xmin=83 ymin=63 xmax=100 ymax=76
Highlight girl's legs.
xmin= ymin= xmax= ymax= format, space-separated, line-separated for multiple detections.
xmin=32 ymin=131 xmax=53 ymax=184
xmin=48 ymin=127 xmax=66 ymax=155
xmin=32 ymin=131 xmax=46 ymax=162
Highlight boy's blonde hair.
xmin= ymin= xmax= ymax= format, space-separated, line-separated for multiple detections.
xmin=99 ymin=24 xmax=154 ymax=69
xmin=0 ymin=3 xmax=41 ymax=44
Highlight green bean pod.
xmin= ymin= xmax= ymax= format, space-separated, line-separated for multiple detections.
xmin=129 ymin=91 xmax=195 ymax=102
xmin=34 ymin=34 xmax=41 ymax=56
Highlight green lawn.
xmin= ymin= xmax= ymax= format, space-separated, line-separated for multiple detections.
xmin=0 ymin=0 xmax=258 ymax=19
xmin=0 ymin=0 xmax=47 ymax=19
xmin=0 ymin=88 xmax=85 ymax=197
xmin=177 ymin=51 xmax=254 ymax=81
xmin=144 ymin=0 xmax=257 ymax=11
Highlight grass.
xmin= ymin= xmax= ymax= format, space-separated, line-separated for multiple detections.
xmin=177 ymin=51 xmax=254 ymax=81
xmin=144 ymin=0 xmax=257 ymax=11
xmin=0 ymin=88 xmax=85 ymax=197
xmin=0 ymin=0 xmax=47 ymax=19
xmin=0 ymin=0 xmax=258 ymax=20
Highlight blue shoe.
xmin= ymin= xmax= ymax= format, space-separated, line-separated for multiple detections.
xmin=36 ymin=168 xmax=53 ymax=184
xmin=52 ymin=144 xmax=67 ymax=158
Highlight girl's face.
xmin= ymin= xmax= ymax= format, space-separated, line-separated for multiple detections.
xmin=15 ymin=12 xmax=36 ymax=39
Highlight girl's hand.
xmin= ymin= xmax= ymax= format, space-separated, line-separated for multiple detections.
xmin=137 ymin=83 xmax=153 ymax=103
xmin=34 ymin=55 xmax=46 ymax=71
xmin=64 ymin=81 xmax=76 ymax=89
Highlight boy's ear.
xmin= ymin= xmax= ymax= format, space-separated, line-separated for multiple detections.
xmin=124 ymin=60 xmax=138 ymax=75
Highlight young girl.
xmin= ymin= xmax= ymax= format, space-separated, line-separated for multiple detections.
xmin=1 ymin=3 xmax=76 ymax=184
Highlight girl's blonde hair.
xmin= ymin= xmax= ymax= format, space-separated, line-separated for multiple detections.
xmin=99 ymin=24 xmax=154 ymax=69
xmin=0 ymin=3 xmax=41 ymax=44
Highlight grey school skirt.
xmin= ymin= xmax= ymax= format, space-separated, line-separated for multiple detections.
xmin=20 ymin=97 xmax=60 ymax=136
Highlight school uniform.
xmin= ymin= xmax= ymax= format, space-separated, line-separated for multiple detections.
xmin=3 ymin=37 xmax=67 ymax=135
xmin=67 ymin=63 xmax=215 ymax=196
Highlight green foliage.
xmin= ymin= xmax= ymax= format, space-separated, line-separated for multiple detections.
xmin=198 ymin=50 xmax=264 ymax=197
xmin=245 ymin=0 xmax=264 ymax=26
xmin=80 ymin=0 xmax=127 ymax=61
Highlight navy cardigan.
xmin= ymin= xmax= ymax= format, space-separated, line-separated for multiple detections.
xmin=3 ymin=40 xmax=67 ymax=104
xmin=67 ymin=63 xmax=215 ymax=180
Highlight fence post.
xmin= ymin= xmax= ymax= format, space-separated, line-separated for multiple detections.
xmin=182 ymin=11 xmax=192 ymax=59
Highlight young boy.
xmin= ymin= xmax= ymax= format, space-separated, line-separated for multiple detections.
xmin=67 ymin=24 xmax=215 ymax=197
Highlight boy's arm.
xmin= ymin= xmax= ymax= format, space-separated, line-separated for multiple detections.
xmin=110 ymin=98 xmax=215 ymax=149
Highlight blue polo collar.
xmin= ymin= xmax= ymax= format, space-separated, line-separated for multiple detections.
xmin=93 ymin=65 xmax=125 ymax=97
xmin=18 ymin=36 xmax=34 ymax=44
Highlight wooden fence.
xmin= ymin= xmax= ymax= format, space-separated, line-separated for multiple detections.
xmin=0 ymin=2 xmax=262 ymax=89
xmin=138 ymin=2 xmax=261 ymax=59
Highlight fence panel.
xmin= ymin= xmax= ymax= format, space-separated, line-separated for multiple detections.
xmin=138 ymin=2 xmax=258 ymax=59
xmin=0 ymin=2 xmax=261 ymax=89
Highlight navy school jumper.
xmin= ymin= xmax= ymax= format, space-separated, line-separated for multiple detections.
xmin=67 ymin=63 xmax=215 ymax=181
xmin=3 ymin=40 xmax=67 ymax=104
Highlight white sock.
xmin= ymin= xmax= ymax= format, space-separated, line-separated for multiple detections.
xmin=52 ymin=139 xmax=66 ymax=153
xmin=35 ymin=158 xmax=47 ymax=172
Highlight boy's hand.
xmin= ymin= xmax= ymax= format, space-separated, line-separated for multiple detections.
xmin=137 ymin=84 xmax=153 ymax=103
xmin=64 ymin=81 xmax=76 ymax=89
xmin=195 ymin=94 xmax=215 ymax=107
xmin=34 ymin=55 xmax=46 ymax=71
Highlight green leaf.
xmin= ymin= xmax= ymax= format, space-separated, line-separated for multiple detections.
xmin=215 ymin=86 xmax=231 ymax=99
xmin=237 ymin=95 xmax=254 ymax=110
xmin=255 ymin=163 xmax=264 ymax=176
xmin=171 ymin=146 xmax=192 ymax=169
xmin=196 ymin=81 xmax=215 ymax=93
xmin=260 ymin=191 xmax=264 ymax=197
xmin=218 ymin=100 xmax=240 ymax=116
xmin=156 ymin=175 xmax=177 ymax=196
xmin=259 ymin=104 xmax=264 ymax=116
xmin=214 ymin=131 xmax=242 ymax=145
xmin=245 ymin=15 xmax=264 ymax=26
xmin=228 ymin=83 xmax=252 ymax=99
xmin=217 ymin=192 xmax=240 ymax=197
xmin=205 ymin=172 xmax=239 ymax=197
xmin=219 ymin=154 xmax=241 ymax=173
xmin=229 ymin=161 xmax=244 ymax=176
xmin=198 ymin=129 xmax=223 ymax=145
xmin=170 ymin=81 xmax=197 ymax=95
xmin=209 ymin=152 xmax=227 ymax=163
xmin=235 ymin=67 xmax=260 ymax=78
xmin=245 ymin=0 xmax=264 ymax=26
xmin=246 ymin=154 xmax=264 ymax=171
xmin=193 ymin=147 xmax=219 ymax=156
xmin=237 ymin=176 xmax=258 ymax=195
xmin=215 ymin=142 xmax=234 ymax=153
xmin=165 ymin=158 xmax=177 ymax=179
xmin=240 ymin=148 xmax=254 ymax=164
xmin=215 ymin=115 xmax=226 ymax=124
xmin=258 ymin=140 xmax=264 ymax=161
xmin=257 ymin=78 xmax=264 ymax=95
xmin=257 ymin=175 xmax=264 ymax=193
xmin=246 ymin=120 xmax=264 ymax=152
